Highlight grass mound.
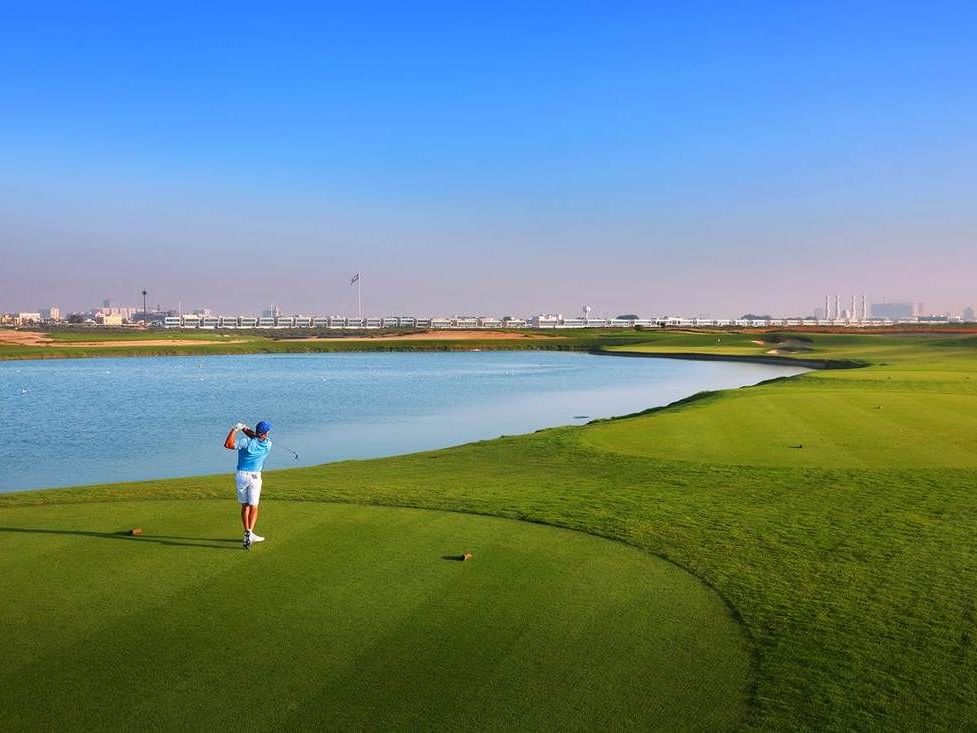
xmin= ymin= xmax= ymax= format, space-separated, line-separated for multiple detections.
xmin=0 ymin=500 xmax=748 ymax=730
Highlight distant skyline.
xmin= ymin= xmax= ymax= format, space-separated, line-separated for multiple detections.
xmin=2 ymin=3 xmax=976 ymax=315
xmin=6 ymin=288 xmax=964 ymax=320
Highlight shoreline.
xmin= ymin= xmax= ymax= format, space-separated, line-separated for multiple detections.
xmin=593 ymin=348 xmax=865 ymax=370
xmin=0 ymin=339 xmax=853 ymax=369
xmin=0 ymin=337 xmax=577 ymax=362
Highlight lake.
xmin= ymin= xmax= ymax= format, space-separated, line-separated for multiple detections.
xmin=0 ymin=351 xmax=806 ymax=492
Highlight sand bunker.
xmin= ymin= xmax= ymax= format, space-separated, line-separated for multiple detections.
xmin=0 ymin=330 xmax=52 ymax=346
xmin=0 ymin=331 xmax=246 ymax=348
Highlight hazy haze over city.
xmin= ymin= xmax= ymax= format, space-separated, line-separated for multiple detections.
xmin=2 ymin=3 xmax=975 ymax=316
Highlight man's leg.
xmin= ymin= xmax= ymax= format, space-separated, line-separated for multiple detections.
xmin=247 ymin=475 xmax=262 ymax=536
xmin=241 ymin=503 xmax=253 ymax=550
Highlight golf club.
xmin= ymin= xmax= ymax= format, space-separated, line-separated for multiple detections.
xmin=275 ymin=443 xmax=300 ymax=461
xmin=240 ymin=423 xmax=299 ymax=461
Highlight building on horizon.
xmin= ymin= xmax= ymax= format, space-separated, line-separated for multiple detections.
xmin=871 ymin=302 xmax=914 ymax=320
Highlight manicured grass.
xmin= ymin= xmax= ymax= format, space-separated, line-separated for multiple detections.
xmin=4 ymin=330 xmax=977 ymax=729
xmin=583 ymin=377 xmax=977 ymax=468
xmin=0 ymin=501 xmax=747 ymax=730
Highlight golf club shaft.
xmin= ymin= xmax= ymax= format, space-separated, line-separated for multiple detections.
xmin=275 ymin=443 xmax=299 ymax=460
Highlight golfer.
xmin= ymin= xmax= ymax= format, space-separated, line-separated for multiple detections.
xmin=223 ymin=420 xmax=273 ymax=550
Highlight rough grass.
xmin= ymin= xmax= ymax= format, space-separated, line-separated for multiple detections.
xmin=3 ymin=331 xmax=977 ymax=729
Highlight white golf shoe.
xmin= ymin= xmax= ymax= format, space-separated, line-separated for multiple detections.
xmin=249 ymin=532 xmax=265 ymax=543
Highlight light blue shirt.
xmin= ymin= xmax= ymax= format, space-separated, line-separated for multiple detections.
xmin=236 ymin=435 xmax=272 ymax=472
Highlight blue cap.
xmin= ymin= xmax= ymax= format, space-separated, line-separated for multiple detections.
xmin=255 ymin=420 xmax=272 ymax=435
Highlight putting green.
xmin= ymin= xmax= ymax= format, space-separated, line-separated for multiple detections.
xmin=0 ymin=500 xmax=748 ymax=730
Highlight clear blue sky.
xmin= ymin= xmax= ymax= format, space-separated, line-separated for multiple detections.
xmin=2 ymin=2 xmax=975 ymax=316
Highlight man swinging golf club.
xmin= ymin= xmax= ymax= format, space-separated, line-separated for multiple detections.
xmin=223 ymin=420 xmax=273 ymax=550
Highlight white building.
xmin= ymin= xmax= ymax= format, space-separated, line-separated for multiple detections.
xmin=530 ymin=314 xmax=560 ymax=328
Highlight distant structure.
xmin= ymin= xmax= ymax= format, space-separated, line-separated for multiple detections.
xmin=963 ymin=307 xmax=975 ymax=323
xmin=821 ymin=292 xmax=872 ymax=321
xmin=872 ymin=302 xmax=914 ymax=320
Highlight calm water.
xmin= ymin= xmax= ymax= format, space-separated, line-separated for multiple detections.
xmin=0 ymin=351 xmax=805 ymax=492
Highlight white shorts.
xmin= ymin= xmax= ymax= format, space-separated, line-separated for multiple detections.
xmin=235 ymin=471 xmax=263 ymax=506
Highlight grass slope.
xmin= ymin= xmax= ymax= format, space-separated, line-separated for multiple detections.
xmin=0 ymin=501 xmax=747 ymax=730
xmin=3 ymin=330 xmax=977 ymax=728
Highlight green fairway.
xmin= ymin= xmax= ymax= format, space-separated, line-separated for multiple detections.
xmin=4 ymin=329 xmax=977 ymax=729
xmin=583 ymin=377 xmax=977 ymax=468
xmin=0 ymin=500 xmax=748 ymax=731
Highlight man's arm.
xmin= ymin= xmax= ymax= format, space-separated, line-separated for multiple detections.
xmin=224 ymin=423 xmax=248 ymax=450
